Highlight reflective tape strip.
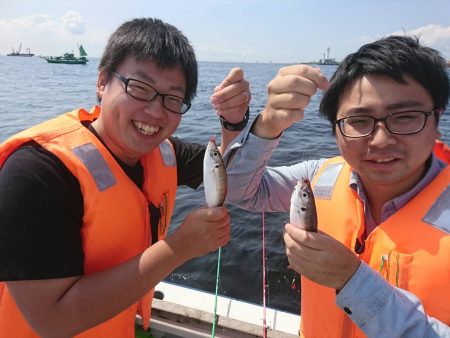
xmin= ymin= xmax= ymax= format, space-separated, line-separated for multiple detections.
xmin=313 ymin=163 xmax=344 ymax=200
xmin=72 ymin=143 xmax=116 ymax=191
xmin=423 ymin=185 xmax=450 ymax=234
xmin=159 ymin=141 xmax=176 ymax=167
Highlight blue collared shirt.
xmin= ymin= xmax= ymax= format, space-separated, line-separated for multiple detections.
xmin=224 ymin=120 xmax=450 ymax=338
xmin=350 ymin=157 xmax=445 ymax=237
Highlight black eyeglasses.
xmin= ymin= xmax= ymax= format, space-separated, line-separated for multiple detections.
xmin=336 ymin=110 xmax=437 ymax=138
xmin=112 ymin=72 xmax=191 ymax=114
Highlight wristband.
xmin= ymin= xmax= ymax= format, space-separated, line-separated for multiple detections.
xmin=219 ymin=108 xmax=250 ymax=131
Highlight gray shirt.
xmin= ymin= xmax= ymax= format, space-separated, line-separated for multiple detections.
xmin=223 ymin=119 xmax=450 ymax=338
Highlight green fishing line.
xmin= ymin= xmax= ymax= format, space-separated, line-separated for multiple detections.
xmin=211 ymin=247 xmax=222 ymax=338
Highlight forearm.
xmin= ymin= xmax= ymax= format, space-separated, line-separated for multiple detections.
xmin=337 ymin=262 xmax=450 ymax=337
xmin=224 ymin=121 xmax=281 ymax=211
xmin=224 ymin=118 xmax=322 ymax=212
xmin=8 ymin=236 xmax=190 ymax=337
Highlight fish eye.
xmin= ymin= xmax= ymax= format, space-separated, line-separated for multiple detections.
xmin=302 ymin=192 xmax=308 ymax=198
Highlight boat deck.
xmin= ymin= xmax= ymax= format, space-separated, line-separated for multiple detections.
xmin=137 ymin=281 xmax=300 ymax=338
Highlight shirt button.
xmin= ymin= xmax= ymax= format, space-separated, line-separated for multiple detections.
xmin=344 ymin=307 xmax=352 ymax=315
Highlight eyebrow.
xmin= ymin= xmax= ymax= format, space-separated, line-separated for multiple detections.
xmin=134 ymin=70 xmax=186 ymax=96
xmin=384 ymin=100 xmax=429 ymax=110
xmin=344 ymin=100 xmax=430 ymax=116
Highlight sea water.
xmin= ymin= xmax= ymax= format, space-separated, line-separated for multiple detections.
xmin=1 ymin=56 xmax=449 ymax=313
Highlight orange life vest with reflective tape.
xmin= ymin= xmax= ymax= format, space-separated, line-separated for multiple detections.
xmin=0 ymin=106 xmax=177 ymax=337
xmin=299 ymin=156 xmax=450 ymax=338
xmin=434 ymin=140 xmax=450 ymax=164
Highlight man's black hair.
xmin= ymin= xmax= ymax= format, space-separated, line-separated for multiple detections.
xmin=99 ymin=18 xmax=198 ymax=104
xmin=320 ymin=35 xmax=449 ymax=133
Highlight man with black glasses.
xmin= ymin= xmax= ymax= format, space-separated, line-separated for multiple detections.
xmin=0 ymin=18 xmax=250 ymax=337
xmin=223 ymin=36 xmax=450 ymax=337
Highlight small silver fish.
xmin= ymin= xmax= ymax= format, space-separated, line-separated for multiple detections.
xmin=203 ymin=136 xmax=227 ymax=207
xmin=289 ymin=178 xmax=317 ymax=232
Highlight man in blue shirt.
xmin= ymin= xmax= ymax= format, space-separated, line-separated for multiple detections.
xmin=223 ymin=36 xmax=450 ymax=337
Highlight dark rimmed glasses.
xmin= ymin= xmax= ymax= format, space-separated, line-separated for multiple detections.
xmin=336 ymin=110 xmax=437 ymax=138
xmin=112 ymin=72 xmax=191 ymax=114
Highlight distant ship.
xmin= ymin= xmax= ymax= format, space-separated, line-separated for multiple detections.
xmin=318 ymin=47 xmax=339 ymax=65
xmin=7 ymin=43 xmax=34 ymax=57
xmin=44 ymin=44 xmax=88 ymax=65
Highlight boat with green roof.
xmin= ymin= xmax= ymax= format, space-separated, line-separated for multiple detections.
xmin=44 ymin=44 xmax=88 ymax=65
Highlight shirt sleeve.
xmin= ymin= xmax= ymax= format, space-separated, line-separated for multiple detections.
xmin=336 ymin=262 xmax=450 ymax=338
xmin=223 ymin=116 xmax=325 ymax=212
xmin=0 ymin=144 xmax=84 ymax=280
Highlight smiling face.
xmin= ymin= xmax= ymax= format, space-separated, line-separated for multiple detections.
xmin=94 ymin=57 xmax=186 ymax=165
xmin=335 ymin=74 xmax=439 ymax=197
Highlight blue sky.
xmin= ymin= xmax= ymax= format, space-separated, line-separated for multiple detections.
xmin=1 ymin=0 xmax=450 ymax=63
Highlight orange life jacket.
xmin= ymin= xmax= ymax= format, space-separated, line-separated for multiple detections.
xmin=434 ymin=140 xmax=450 ymax=164
xmin=299 ymin=156 xmax=450 ymax=338
xmin=0 ymin=106 xmax=177 ymax=337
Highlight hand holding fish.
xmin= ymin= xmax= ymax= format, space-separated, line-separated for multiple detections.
xmin=167 ymin=137 xmax=231 ymax=260
xmin=252 ymin=65 xmax=329 ymax=140
xmin=210 ymin=67 xmax=250 ymax=124
xmin=170 ymin=207 xmax=231 ymax=259
xmin=283 ymin=224 xmax=360 ymax=290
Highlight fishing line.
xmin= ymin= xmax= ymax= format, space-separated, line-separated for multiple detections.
xmin=262 ymin=211 xmax=268 ymax=337
xmin=211 ymin=247 xmax=221 ymax=338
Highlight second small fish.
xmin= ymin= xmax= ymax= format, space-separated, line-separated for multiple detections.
xmin=203 ymin=136 xmax=227 ymax=207
xmin=289 ymin=178 xmax=318 ymax=232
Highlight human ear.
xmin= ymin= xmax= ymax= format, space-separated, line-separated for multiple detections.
xmin=96 ymin=71 xmax=109 ymax=100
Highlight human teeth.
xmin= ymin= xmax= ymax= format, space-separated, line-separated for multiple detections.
xmin=375 ymin=158 xmax=394 ymax=163
xmin=133 ymin=121 xmax=159 ymax=135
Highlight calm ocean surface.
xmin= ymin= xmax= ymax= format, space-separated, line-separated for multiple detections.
xmin=1 ymin=56 xmax=449 ymax=314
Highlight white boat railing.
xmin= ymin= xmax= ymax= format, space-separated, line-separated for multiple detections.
xmin=137 ymin=281 xmax=300 ymax=338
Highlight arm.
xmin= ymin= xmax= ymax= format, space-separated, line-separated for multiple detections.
xmin=283 ymin=225 xmax=450 ymax=338
xmin=1 ymin=147 xmax=231 ymax=337
xmin=223 ymin=64 xmax=329 ymax=211
xmin=7 ymin=207 xmax=230 ymax=338
xmin=337 ymin=263 xmax=450 ymax=338
xmin=224 ymin=124 xmax=325 ymax=212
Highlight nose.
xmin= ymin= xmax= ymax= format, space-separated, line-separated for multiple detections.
xmin=143 ymin=96 xmax=166 ymax=118
xmin=368 ymin=121 xmax=396 ymax=148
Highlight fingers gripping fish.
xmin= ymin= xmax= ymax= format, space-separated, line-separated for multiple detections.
xmin=289 ymin=178 xmax=318 ymax=232
xmin=203 ymin=136 xmax=227 ymax=207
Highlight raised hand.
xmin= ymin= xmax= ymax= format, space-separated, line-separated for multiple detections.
xmin=253 ymin=65 xmax=329 ymax=139
xmin=210 ymin=67 xmax=250 ymax=124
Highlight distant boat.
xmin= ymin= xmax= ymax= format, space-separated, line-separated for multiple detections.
xmin=318 ymin=47 xmax=339 ymax=65
xmin=7 ymin=43 xmax=34 ymax=57
xmin=44 ymin=44 xmax=88 ymax=65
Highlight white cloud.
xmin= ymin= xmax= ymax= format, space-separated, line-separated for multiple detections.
xmin=60 ymin=11 xmax=86 ymax=35
xmin=391 ymin=24 xmax=450 ymax=57
xmin=348 ymin=25 xmax=450 ymax=60
xmin=0 ymin=11 xmax=110 ymax=56
xmin=0 ymin=13 xmax=57 ymax=34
